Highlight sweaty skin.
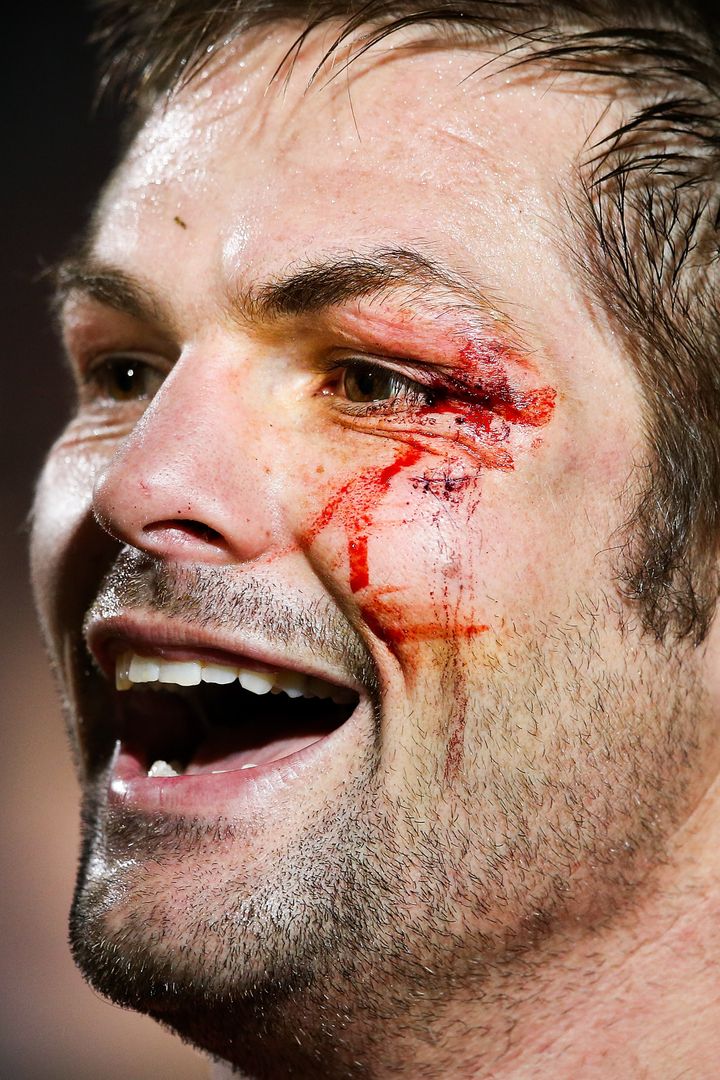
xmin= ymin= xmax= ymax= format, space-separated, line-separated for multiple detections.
xmin=32 ymin=27 xmax=720 ymax=1080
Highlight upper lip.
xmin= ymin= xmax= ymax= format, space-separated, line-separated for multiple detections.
xmin=85 ymin=611 xmax=366 ymax=694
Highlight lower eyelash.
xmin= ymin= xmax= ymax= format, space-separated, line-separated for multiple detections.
xmin=343 ymin=362 xmax=437 ymax=406
xmin=339 ymin=385 xmax=438 ymax=417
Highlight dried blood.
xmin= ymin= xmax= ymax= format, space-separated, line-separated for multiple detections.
xmin=303 ymin=445 xmax=422 ymax=593
xmin=304 ymin=336 xmax=556 ymax=598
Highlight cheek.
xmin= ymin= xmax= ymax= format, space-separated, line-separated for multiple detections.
xmin=296 ymin=430 xmax=608 ymax=669
xmin=31 ymin=439 xmax=112 ymax=654
xmin=299 ymin=448 xmax=493 ymax=658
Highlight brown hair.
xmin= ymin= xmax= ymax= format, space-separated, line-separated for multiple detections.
xmin=88 ymin=0 xmax=720 ymax=642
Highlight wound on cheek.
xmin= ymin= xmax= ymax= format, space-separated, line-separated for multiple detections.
xmin=303 ymin=445 xmax=423 ymax=593
xmin=304 ymin=335 xmax=556 ymax=594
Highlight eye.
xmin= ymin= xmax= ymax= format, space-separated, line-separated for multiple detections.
xmin=337 ymin=361 xmax=435 ymax=408
xmin=85 ymin=355 xmax=165 ymax=404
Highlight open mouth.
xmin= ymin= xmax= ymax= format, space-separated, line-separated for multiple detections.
xmin=115 ymin=652 xmax=359 ymax=778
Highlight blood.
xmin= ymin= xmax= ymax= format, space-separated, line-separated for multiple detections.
xmin=348 ymin=537 xmax=370 ymax=592
xmin=445 ymin=723 xmax=466 ymax=782
xmin=361 ymin=602 xmax=488 ymax=648
xmin=413 ymin=340 xmax=556 ymax=470
xmin=303 ymin=445 xmax=422 ymax=594
xmin=301 ymin=335 xmax=557 ymax=783
xmin=413 ymin=467 xmax=477 ymax=505
xmin=304 ymin=335 xmax=556 ymax=598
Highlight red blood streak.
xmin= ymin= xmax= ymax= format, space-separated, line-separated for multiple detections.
xmin=445 ymin=724 xmax=465 ymax=782
xmin=303 ymin=336 xmax=556 ymax=594
xmin=348 ymin=536 xmax=370 ymax=592
xmin=362 ymin=603 xmax=488 ymax=648
xmin=303 ymin=445 xmax=422 ymax=593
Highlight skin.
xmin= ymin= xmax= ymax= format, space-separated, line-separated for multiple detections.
xmin=32 ymin=26 xmax=720 ymax=1080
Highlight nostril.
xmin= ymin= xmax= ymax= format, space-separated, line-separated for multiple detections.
xmin=181 ymin=520 xmax=224 ymax=543
xmin=144 ymin=519 xmax=225 ymax=545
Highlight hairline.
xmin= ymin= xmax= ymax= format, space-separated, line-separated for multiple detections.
xmin=83 ymin=1 xmax=720 ymax=641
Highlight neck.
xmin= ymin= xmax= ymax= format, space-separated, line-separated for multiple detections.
xmin=436 ymin=773 xmax=720 ymax=1078
xmin=211 ymin=775 xmax=720 ymax=1078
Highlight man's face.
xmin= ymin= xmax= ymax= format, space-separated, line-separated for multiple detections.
xmin=31 ymin=27 xmax=713 ymax=1076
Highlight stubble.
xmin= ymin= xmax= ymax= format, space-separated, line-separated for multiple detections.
xmin=70 ymin=570 xmax=706 ymax=1078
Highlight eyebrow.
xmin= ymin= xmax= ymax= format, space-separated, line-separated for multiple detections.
xmin=53 ymin=259 xmax=175 ymax=329
xmin=53 ymin=245 xmax=509 ymax=333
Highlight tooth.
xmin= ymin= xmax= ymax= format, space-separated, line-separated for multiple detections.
xmin=116 ymin=653 xmax=132 ymax=691
xmin=128 ymin=655 xmax=160 ymax=683
xmin=148 ymin=759 xmax=180 ymax=778
xmin=157 ymin=659 xmax=202 ymax=686
xmin=239 ymin=669 xmax=275 ymax=695
xmin=272 ymin=670 xmax=308 ymax=698
xmin=116 ymin=647 xmax=354 ymax=705
xmin=201 ymin=663 xmax=238 ymax=685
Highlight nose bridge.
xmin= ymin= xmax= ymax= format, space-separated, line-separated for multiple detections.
xmin=92 ymin=345 xmax=277 ymax=563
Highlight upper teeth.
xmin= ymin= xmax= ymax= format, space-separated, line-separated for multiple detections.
xmin=115 ymin=652 xmax=354 ymax=703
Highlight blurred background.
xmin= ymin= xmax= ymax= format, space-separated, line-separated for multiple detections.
xmin=4 ymin=3 xmax=720 ymax=1079
xmin=2 ymin=6 xmax=206 ymax=1078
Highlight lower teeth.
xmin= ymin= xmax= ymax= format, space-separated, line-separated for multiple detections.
xmin=147 ymin=759 xmax=182 ymax=778
xmin=147 ymin=759 xmax=260 ymax=777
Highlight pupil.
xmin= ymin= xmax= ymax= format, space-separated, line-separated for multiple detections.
xmin=348 ymin=365 xmax=390 ymax=401
xmin=119 ymin=366 xmax=134 ymax=390
xmin=114 ymin=363 xmax=137 ymax=397
xmin=356 ymin=368 xmax=378 ymax=397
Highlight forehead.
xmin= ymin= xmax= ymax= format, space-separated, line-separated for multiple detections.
xmin=93 ymin=27 xmax=600 ymax=310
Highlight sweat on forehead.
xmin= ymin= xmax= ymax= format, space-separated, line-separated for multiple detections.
xmin=75 ymin=36 xmax=586 ymax=337
xmin=77 ymin=0 xmax=720 ymax=644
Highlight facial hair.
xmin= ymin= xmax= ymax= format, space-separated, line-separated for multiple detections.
xmin=71 ymin=559 xmax=705 ymax=1079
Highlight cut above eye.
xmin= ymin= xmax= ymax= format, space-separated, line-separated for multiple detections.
xmin=86 ymin=355 xmax=165 ymax=403
xmin=339 ymin=361 xmax=435 ymax=407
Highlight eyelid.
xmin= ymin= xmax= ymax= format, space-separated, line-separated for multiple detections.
xmin=61 ymin=298 xmax=177 ymax=369
xmin=318 ymin=350 xmax=442 ymax=388
xmin=77 ymin=348 xmax=171 ymax=386
xmin=83 ymin=347 xmax=170 ymax=370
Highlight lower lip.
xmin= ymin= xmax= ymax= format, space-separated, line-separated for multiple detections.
xmin=108 ymin=706 xmax=366 ymax=816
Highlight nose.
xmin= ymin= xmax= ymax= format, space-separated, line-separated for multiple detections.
xmin=92 ymin=348 xmax=279 ymax=564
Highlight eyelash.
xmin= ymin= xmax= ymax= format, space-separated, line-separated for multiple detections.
xmin=77 ymin=352 xmax=445 ymax=418
xmin=325 ymin=358 xmax=440 ymax=415
xmin=79 ymin=354 xmax=166 ymax=404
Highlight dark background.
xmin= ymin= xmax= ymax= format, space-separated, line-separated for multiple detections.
xmin=2 ymin=6 xmax=205 ymax=1078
